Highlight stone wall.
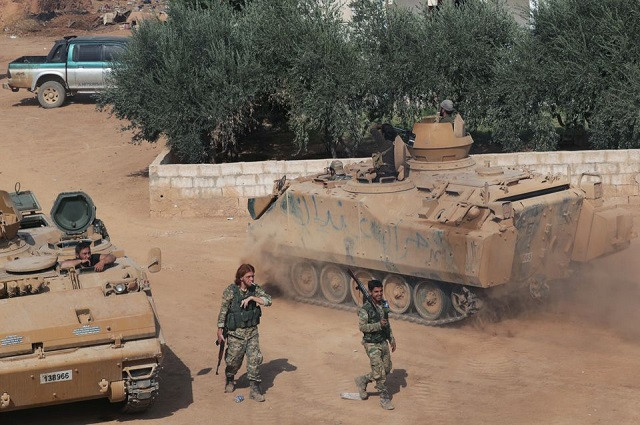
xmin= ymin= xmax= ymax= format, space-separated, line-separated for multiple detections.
xmin=149 ymin=148 xmax=640 ymax=218
xmin=475 ymin=150 xmax=640 ymax=208
xmin=148 ymin=150 xmax=366 ymax=217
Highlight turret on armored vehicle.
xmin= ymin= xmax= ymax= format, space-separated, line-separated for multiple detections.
xmin=0 ymin=187 xmax=163 ymax=413
xmin=247 ymin=116 xmax=634 ymax=325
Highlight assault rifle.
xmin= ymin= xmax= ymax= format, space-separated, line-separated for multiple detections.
xmin=347 ymin=268 xmax=376 ymax=308
xmin=215 ymin=329 xmax=226 ymax=375
xmin=347 ymin=269 xmax=391 ymax=339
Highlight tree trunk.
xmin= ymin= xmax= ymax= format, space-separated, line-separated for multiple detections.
xmin=201 ymin=130 xmax=215 ymax=164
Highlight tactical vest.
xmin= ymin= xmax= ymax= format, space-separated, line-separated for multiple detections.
xmin=362 ymin=301 xmax=389 ymax=343
xmin=225 ymin=284 xmax=262 ymax=331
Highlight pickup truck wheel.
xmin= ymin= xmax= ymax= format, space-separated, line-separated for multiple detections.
xmin=37 ymin=81 xmax=66 ymax=108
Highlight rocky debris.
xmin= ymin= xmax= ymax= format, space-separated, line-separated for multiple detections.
xmin=0 ymin=0 xmax=168 ymax=34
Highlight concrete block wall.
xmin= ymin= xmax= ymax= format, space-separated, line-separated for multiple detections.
xmin=149 ymin=148 xmax=640 ymax=218
xmin=473 ymin=150 xmax=640 ymax=209
xmin=149 ymin=150 xmax=366 ymax=217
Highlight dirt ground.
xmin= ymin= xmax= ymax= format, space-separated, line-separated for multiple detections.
xmin=2 ymin=34 xmax=640 ymax=425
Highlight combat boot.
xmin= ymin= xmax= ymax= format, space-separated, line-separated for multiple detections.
xmin=249 ymin=381 xmax=265 ymax=402
xmin=224 ymin=376 xmax=235 ymax=393
xmin=380 ymin=391 xmax=394 ymax=410
xmin=354 ymin=376 xmax=369 ymax=400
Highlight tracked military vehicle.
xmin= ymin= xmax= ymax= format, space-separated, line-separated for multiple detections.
xmin=0 ymin=187 xmax=163 ymax=412
xmin=248 ymin=116 xmax=634 ymax=325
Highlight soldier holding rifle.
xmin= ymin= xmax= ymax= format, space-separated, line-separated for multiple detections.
xmin=216 ymin=264 xmax=272 ymax=402
xmin=349 ymin=271 xmax=397 ymax=410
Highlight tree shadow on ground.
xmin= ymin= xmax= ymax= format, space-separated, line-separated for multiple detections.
xmin=66 ymin=94 xmax=100 ymax=105
xmin=235 ymin=358 xmax=297 ymax=393
xmin=1 ymin=345 xmax=192 ymax=425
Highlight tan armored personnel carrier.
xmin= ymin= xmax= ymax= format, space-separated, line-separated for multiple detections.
xmin=0 ymin=188 xmax=163 ymax=413
xmin=248 ymin=116 xmax=634 ymax=325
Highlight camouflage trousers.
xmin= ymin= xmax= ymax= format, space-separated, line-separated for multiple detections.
xmin=362 ymin=341 xmax=392 ymax=392
xmin=225 ymin=326 xmax=263 ymax=382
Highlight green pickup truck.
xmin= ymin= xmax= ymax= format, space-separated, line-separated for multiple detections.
xmin=2 ymin=35 xmax=128 ymax=108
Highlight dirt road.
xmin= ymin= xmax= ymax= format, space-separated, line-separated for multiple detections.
xmin=1 ymin=35 xmax=639 ymax=425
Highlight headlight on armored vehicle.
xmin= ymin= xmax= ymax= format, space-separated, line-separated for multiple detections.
xmin=114 ymin=282 xmax=127 ymax=294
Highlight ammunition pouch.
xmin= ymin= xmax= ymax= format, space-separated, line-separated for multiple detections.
xmin=362 ymin=301 xmax=388 ymax=343
xmin=225 ymin=284 xmax=262 ymax=331
xmin=226 ymin=308 xmax=261 ymax=331
xmin=363 ymin=331 xmax=386 ymax=344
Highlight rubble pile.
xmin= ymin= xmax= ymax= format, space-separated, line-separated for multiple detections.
xmin=1 ymin=0 xmax=168 ymax=35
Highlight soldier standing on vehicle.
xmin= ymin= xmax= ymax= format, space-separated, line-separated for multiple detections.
xmin=354 ymin=279 xmax=397 ymax=410
xmin=216 ymin=264 xmax=272 ymax=402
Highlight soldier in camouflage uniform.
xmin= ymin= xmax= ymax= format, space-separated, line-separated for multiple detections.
xmin=355 ymin=279 xmax=397 ymax=410
xmin=437 ymin=99 xmax=456 ymax=124
xmin=216 ymin=264 xmax=272 ymax=402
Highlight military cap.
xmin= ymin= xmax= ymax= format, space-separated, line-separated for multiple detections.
xmin=440 ymin=99 xmax=454 ymax=112
xmin=329 ymin=160 xmax=345 ymax=175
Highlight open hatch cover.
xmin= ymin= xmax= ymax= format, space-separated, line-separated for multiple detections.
xmin=50 ymin=192 xmax=96 ymax=235
xmin=9 ymin=190 xmax=41 ymax=215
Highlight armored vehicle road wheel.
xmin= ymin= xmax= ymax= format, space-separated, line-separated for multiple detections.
xmin=37 ymin=80 xmax=66 ymax=108
xmin=320 ymin=264 xmax=349 ymax=303
xmin=291 ymin=261 xmax=318 ymax=298
xmin=413 ymin=280 xmax=450 ymax=320
xmin=349 ymin=269 xmax=378 ymax=306
xmin=382 ymin=274 xmax=411 ymax=314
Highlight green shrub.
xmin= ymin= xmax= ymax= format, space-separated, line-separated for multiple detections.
xmin=350 ymin=0 xmax=426 ymax=126
xmin=351 ymin=0 xmax=519 ymax=132
xmin=486 ymin=29 xmax=559 ymax=151
xmin=493 ymin=0 xmax=640 ymax=150
xmin=244 ymin=0 xmax=371 ymax=157
xmin=99 ymin=3 xmax=260 ymax=163
xmin=101 ymin=0 xmax=640 ymax=162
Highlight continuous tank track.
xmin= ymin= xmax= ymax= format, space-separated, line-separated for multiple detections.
xmin=293 ymin=296 xmax=468 ymax=326
xmin=285 ymin=260 xmax=480 ymax=327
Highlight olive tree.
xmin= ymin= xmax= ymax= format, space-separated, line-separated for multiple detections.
xmin=244 ymin=0 xmax=371 ymax=157
xmin=350 ymin=0 xmax=425 ymax=126
xmin=350 ymin=0 xmax=519 ymax=133
xmin=99 ymin=3 xmax=260 ymax=163
xmin=422 ymin=1 xmax=519 ymax=132
xmin=490 ymin=0 xmax=640 ymax=150
xmin=485 ymin=30 xmax=559 ymax=151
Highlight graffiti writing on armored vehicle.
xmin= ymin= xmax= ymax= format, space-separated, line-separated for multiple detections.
xmin=248 ymin=115 xmax=634 ymax=326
